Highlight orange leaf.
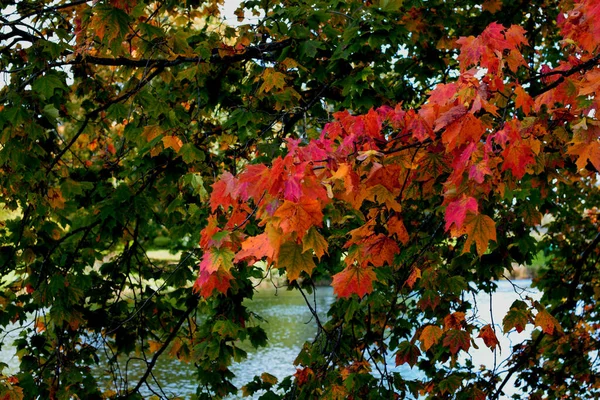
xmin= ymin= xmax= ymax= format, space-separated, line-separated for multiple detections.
xmin=478 ymin=324 xmax=500 ymax=350
xmin=360 ymin=233 xmax=399 ymax=267
xmin=501 ymin=141 xmax=535 ymax=179
xmin=405 ymin=267 xmax=421 ymax=289
xmin=162 ymin=135 xmax=183 ymax=152
xmin=535 ymin=308 xmax=563 ymax=335
xmin=420 ymin=325 xmax=443 ymax=351
xmin=365 ymin=184 xmax=402 ymax=212
xmin=239 ymin=164 xmax=272 ymax=199
xmin=444 ymin=312 xmax=466 ymax=331
xmin=234 ymin=233 xmax=275 ymax=264
xmin=259 ymin=68 xmax=287 ymax=93
xmin=332 ymin=265 xmax=377 ymax=298
xmin=461 ymin=212 xmax=497 ymax=256
xmin=514 ymin=85 xmax=533 ymax=115
xmin=387 ymin=215 xmax=410 ymax=245
xmin=274 ymin=197 xmax=323 ymax=239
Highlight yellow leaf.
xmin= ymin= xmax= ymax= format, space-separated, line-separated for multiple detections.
xmin=277 ymin=242 xmax=316 ymax=281
xmin=47 ymin=187 xmax=65 ymax=209
xmin=461 ymin=212 xmax=497 ymax=256
xmin=258 ymin=68 xmax=287 ymax=93
xmin=143 ymin=125 xmax=162 ymax=142
xmin=302 ymin=226 xmax=328 ymax=260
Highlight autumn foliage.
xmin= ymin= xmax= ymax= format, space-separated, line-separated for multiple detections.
xmin=1 ymin=0 xmax=600 ymax=398
xmin=197 ymin=4 xmax=600 ymax=399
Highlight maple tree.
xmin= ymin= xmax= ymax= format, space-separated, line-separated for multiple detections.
xmin=1 ymin=0 xmax=600 ymax=398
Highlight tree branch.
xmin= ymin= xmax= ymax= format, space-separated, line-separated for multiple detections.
xmin=130 ymin=295 xmax=199 ymax=394
xmin=55 ymin=39 xmax=293 ymax=70
xmin=530 ymin=53 xmax=600 ymax=97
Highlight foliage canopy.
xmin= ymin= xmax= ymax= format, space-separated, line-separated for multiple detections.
xmin=1 ymin=0 xmax=600 ymax=398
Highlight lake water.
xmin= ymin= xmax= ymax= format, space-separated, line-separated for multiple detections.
xmin=0 ymin=280 xmax=539 ymax=399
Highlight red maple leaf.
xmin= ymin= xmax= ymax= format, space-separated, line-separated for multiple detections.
xmin=193 ymin=268 xmax=233 ymax=298
xmin=501 ymin=141 xmax=535 ymax=179
xmin=443 ymin=329 xmax=471 ymax=354
xmin=332 ymin=265 xmax=377 ymax=298
xmin=239 ymin=164 xmax=272 ymax=200
xmin=210 ymin=172 xmax=238 ymax=212
xmin=445 ymin=196 xmax=478 ymax=232
xmin=359 ymin=233 xmax=399 ymax=267
xmin=478 ymin=324 xmax=500 ymax=350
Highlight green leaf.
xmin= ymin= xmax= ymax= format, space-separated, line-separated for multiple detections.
xmin=32 ymin=73 xmax=67 ymax=99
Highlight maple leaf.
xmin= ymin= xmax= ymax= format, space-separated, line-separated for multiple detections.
xmin=469 ymin=159 xmax=493 ymax=184
xmin=332 ymin=265 xmax=377 ymax=298
xmin=443 ymin=329 xmax=470 ymax=354
xmin=478 ymin=324 xmax=500 ymax=350
xmin=294 ymin=367 xmax=314 ymax=386
xmin=405 ymin=267 xmax=421 ymax=289
xmin=514 ymin=85 xmax=534 ymax=115
xmin=387 ymin=215 xmax=409 ymax=245
xmin=418 ymin=290 xmax=441 ymax=311
xmin=327 ymin=163 xmax=359 ymax=194
xmin=238 ymin=164 xmax=272 ymax=199
xmin=444 ymin=312 xmax=466 ymax=331
xmin=579 ymin=69 xmax=600 ymax=96
xmin=234 ymin=233 xmax=275 ymax=264
xmin=276 ymin=242 xmax=316 ymax=281
xmin=47 ymin=187 xmax=66 ymax=209
xmin=274 ymin=197 xmax=323 ymax=239
xmin=395 ymin=341 xmax=421 ymax=367
xmin=501 ymin=141 xmax=535 ymax=179
xmin=324 ymin=384 xmax=348 ymax=400
xmin=482 ymin=0 xmax=502 ymax=13
xmin=434 ymin=104 xmax=468 ymax=133
xmin=365 ymin=184 xmax=402 ymax=212
xmin=200 ymin=214 xmax=221 ymax=250
xmin=193 ymin=268 xmax=233 ymax=298
xmin=199 ymin=247 xmax=235 ymax=275
xmin=162 ymin=135 xmax=183 ymax=152
xmin=259 ymin=68 xmax=287 ymax=93
xmin=360 ymin=233 xmax=399 ymax=267
xmin=502 ymin=300 xmax=531 ymax=333
xmin=535 ymin=308 xmax=563 ymax=335
xmin=420 ymin=325 xmax=443 ymax=351
xmin=567 ymin=120 xmax=600 ymax=172
xmin=363 ymin=108 xmax=383 ymax=139
xmin=445 ymin=196 xmax=478 ymax=232
xmin=302 ymin=226 xmax=328 ymax=261
xmin=438 ymin=375 xmax=462 ymax=395
xmin=446 ymin=113 xmax=488 ymax=153
xmin=365 ymin=163 xmax=403 ymax=191
xmin=210 ymin=172 xmax=238 ymax=212
xmin=461 ymin=212 xmax=497 ymax=256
